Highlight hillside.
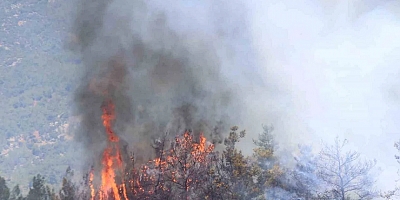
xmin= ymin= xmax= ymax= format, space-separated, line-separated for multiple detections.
xmin=0 ymin=0 xmax=82 ymax=192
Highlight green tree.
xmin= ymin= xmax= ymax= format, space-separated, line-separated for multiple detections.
xmin=252 ymin=125 xmax=293 ymax=199
xmin=291 ymin=145 xmax=321 ymax=200
xmin=0 ymin=176 xmax=10 ymax=200
xmin=46 ymin=186 xmax=59 ymax=200
xmin=59 ymin=167 xmax=75 ymax=200
xmin=9 ymin=185 xmax=24 ymax=200
xmin=222 ymin=126 xmax=263 ymax=200
xmin=26 ymin=174 xmax=47 ymax=200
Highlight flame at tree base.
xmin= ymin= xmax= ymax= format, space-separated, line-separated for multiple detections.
xmin=88 ymin=100 xmax=216 ymax=200
xmin=89 ymin=99 xmax=127 ymax=200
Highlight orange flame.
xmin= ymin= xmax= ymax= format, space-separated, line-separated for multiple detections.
xmin=90 ymin=99 xmax=216 ymax=200
xmin=100 ymin=100 xmax=123 ymax=200
xmin=86 ymin=100 xmax=125 ymax=200
xmin=101 ymin=101 xmax=119 ymax=143
xmin=89 ymin=170 xmax=95 ymax=200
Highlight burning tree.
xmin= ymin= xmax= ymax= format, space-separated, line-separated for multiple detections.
xmin=148 ymin=131 xmax=218 ymax=199
xmin=84 ymin=99 xmax=128 ymax=200
xmin=70 ymin=0 xmax=249 ymax=198
xmin=82 ymin=96 xmax=238 ymax=200
xmin=79 ymin=105 xmax=262 ymax=200
xmin=121 ymin=130 xmax=236 ymax=200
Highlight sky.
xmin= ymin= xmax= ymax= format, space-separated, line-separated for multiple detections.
xmin=241 ymin=0 xmax=400 ymax=191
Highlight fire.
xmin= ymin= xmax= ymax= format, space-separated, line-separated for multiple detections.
xmin=101 ymin=101 xmax=119 ymax=143
xmin=89 ymin=100 xmax=125 ymax=200
xmin=89 ymin=99 xmax=215 ymax=199
xmin=89 ymin=169 xmax=95 ymax=200
xmin=100 ymin=100 xmax=124 ymax=200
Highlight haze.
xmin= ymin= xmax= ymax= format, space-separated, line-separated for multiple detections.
xmin=242 ymin=0 xmax=400 ymax=191
xmin=132 ymin=0 xmax=400 ymax=191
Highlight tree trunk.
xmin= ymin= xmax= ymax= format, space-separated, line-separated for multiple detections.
xmin=341 ymin=187 xmax=345 ymax=200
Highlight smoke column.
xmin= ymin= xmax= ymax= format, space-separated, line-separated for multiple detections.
xmin=69 ymin=0 xmax=400 ymax=192
xmin=70 ymin=0 xmax=251 ymax=168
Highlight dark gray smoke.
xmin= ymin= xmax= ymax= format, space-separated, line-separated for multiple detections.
xmin=70 ymin=0 xmax=249 ymax=166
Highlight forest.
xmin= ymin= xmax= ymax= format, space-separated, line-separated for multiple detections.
xmin=1 ymin=126 xmax=399 ymax=200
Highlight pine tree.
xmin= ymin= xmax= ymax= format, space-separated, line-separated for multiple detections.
xmin=221 ymin=126 xmax=262 ymax=200
xmin=9 ymin=185 xmax=23 ymax=200
xmin=59 ymin=167 xmax=75 ymax=200
xmin=252 ymin=125 xmax=292 ymax=199
xmin=46 ymin=185 xmax=60 ymax=200
xmin=26 ymin=174 xmax=48 ymax=200
xmin=291 ymin=144 xmax=321 ymax=200
xmin=0 ymin=176 xmax=10 ymax=200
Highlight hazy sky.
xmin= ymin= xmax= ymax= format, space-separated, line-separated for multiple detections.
xmin=243 ymin=0 xmax=400 ymax=191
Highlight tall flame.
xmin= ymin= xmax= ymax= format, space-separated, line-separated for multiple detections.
xmin=97 ymin=100 xmax=124 ymax=200
xmin=89 ymin=169 xmax=95 ymax=200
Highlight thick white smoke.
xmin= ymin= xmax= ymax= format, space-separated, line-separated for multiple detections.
xmin=244 ymin=0 xmax=400 ymax=191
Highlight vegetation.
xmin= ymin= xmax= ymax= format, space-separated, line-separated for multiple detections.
xmin=380 ymin=141 xmax=400 ymax=199
xmin=0 ymin=126 xmax=391 ymax=200
xmin=0 ymin=0 xmax=81 ymax=191
xmin=316 ymin=137 xmax=377 ymax=199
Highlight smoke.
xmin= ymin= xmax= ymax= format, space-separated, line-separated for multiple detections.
xmin=69 ymin=0 xmax=400 ymax=191
xmin=70 ymin=0 xmax=250 ymax=167
xmin=244 ymin=0 xmax=400 ymax=191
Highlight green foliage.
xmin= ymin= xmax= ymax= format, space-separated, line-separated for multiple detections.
xmin=223 ymin=126 xmax=248 ymax=179
xmin=25 ymin=174 xmax=59 ymax=200
xmin=252 ymin=125 xmax=282 ymax=187
xmin=221 ymin=126 xmax=264 ymax=199
xmin=9 ymin=185 xmax=23 ymax=200
xmin=0 ymin=176 xmax=10 ymax=200
xmin=59 ymin=167 xmax=75 ymax=200
xmin=251 ymin=125 xmax=295 ymax=199
xmin=26 ymin=174 xmax=47 ymax=200
xmin=253 ymin=125 xmax=276 ymax=155
xmin=46 ymin=186 xmax=60 ymax=200
xmin=0 ymin=0 xmax=83 ymax=191
xmin=291 ymin=144 xmax=321 ymax=199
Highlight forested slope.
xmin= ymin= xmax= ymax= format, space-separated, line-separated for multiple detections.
xmin=0 ymin=0 xmax=81 ymax=191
